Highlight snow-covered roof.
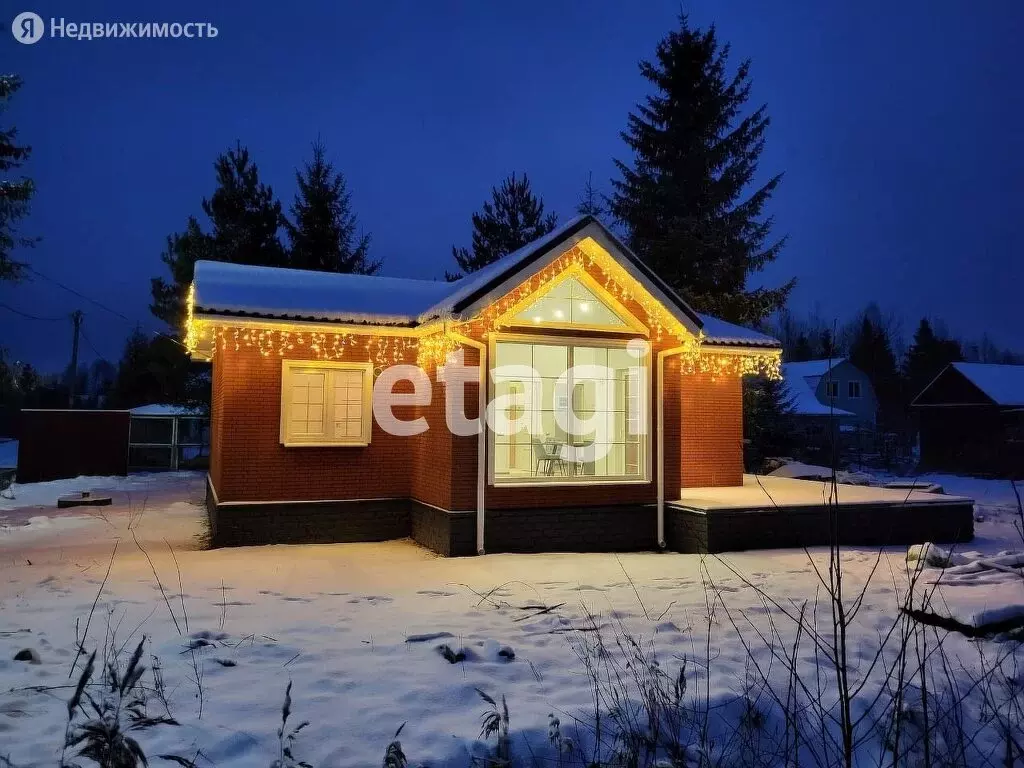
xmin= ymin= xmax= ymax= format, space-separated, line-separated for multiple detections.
xmin=420 ymin=217 xmax=593 ymax=320
xmin=192 ymin=261 xmax=453 ymax=326
xmin=129 ymin=404 xmax=204 ymax=417
xmin=191 ymin=216 xmax=778 ymax=348
xmin=950 ymin=362 xmax=1024 ymax=406
xmin=781 ymin=358 xmax=846 ymax=378
xmin=697 ymin=314 xmax=780 ymax=347
xmin=782 ymin=362 xmax=856 ymax=417
xmin=418 ymin=217 xmax=710 ymax=337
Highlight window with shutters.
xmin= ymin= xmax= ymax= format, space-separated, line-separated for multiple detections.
xmin=279 ymin=360 xmax=373 ymax=446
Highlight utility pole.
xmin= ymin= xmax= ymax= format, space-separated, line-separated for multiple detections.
xmin=68 ymin=310 xmax=83 ymax=408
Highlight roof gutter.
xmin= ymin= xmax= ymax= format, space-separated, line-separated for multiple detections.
xmin=450 ymin=331 xmax=487 ymax=555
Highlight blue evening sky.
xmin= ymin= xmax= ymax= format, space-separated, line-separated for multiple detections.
xmin=2 ymin=0 xmax=1022 ymax=372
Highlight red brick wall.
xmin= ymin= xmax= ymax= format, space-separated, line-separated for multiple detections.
xmin=449 ymin=348 xmax=479 ymax=511
xmin=662 ymin=358 xmax=682 ymax=498
xmin=207 ymin=253 xmax=746 ymax=504
xmin=212 ymin=343 xmax=420 ymax=503
xmin=209 ymin=337 xmax=746 ymax=505
xmin=210 ymin=357 xmax=226 ymax=497
xmin=408 ymin=349 xmax=479 ymax=512
xmin=680 ymin=371 xmax=744 ymax=488
xmin=408 ymin=356 xmax=452 ymax=510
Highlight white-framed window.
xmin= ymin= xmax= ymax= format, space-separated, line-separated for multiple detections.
xmin=825 ymin=380 xmax=840 ymax=399
xmin=280 ymin=360 xmax=373 ymax=447
xmin=489 ymin=337 xmax=649 ymax=486
xmin=848 ymin=381 xmax=862 ymax=399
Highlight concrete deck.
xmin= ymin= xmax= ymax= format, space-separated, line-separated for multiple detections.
xmin=665 ymin=475 xmax=975 ymax=553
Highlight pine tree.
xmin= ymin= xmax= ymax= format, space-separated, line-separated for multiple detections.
xmin=818 ymin=328 xmax=837 ymax=360
xmin=610 ymin=15 xmax=793 ymax=324
xmin=905 ymin=318 xmax=962 ymax=399
xmin=848 ymin=314 xmax=899 ymax=424
xmin=448 ymin=173 xmax=557 ymax=280
xmin=0 ymin=75 xmax=36 ymax=282
xmin=286 ymin=140 xmax=379 ymax=275
xmin=743 ymin=375 xmax=795 ymax=471
xmin=110 ymin=330 xmax=197 ymax=408
xmin=17 ymin=361 xmax=39 ymax=394
xmin=790 ymin=333 xmax=813 ymax=362
xmin=0 ymin=349 xmax=15 ymax=403
xmin=576 ymin=171 xmax=605 ymax=218
xmin=150 ymin=217 xmax=214 ymax=329
xmin=151 ymin=143 xmax=286 ymax=331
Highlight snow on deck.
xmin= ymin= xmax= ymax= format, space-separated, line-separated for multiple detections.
xmin=675 ymin=474 xmax=972 ymax=511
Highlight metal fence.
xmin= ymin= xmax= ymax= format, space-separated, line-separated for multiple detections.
xmin=128 ymin=415 xmax=210 ymax=471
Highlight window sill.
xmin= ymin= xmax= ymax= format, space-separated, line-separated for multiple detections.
xmin=490 ymin=477 xmax=650 ymax=488
xmin=281 ymin=441 xmax=370 ymax=448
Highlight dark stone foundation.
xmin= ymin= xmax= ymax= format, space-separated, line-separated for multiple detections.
xmin=208 ymin=496 xmax=410 ymax=548
xmin=207 ymin=477 xmax=974 ymax=556
xmin=665 ymin=500 xmax=975 ymax=553
xmin=484 ymin=505 xmax=657 ymax=553
xmin=409 ymin=501 xmax=476 ymax=557
xmin=207 ymin=477 xmax=657 ymax=555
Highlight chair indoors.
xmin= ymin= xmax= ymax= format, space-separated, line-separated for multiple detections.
xmin=532 ymin=437 xmax=567 ymax=476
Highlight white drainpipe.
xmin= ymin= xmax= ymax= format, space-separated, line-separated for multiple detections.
xmin=656 ymin=346 xmax=689 ymax=549
xmin=451 ymin=332 xmax=487 ymax=555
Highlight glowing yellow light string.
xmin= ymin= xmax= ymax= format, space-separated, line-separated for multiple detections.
xmin=185 ymin=253 xmax=781 ymax=382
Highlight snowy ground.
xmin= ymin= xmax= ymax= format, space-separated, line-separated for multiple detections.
xmin=0 ymin=471 xmax=1021 ymax=766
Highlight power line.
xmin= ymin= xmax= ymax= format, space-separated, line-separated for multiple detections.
xmin=0 ymin=302 xmax=67 ymax=322
xmin=80 ymin=326 xmax=113 ymax=364
xmin=26 ymin=264 xmax=134 ymax=324
xmin=23 ymin=264 xmax=191 ymax=353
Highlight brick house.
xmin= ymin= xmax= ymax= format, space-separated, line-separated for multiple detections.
xmin=187 ymin=216 xmax=781 ymax=555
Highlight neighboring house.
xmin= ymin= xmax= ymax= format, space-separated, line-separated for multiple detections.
xmin=782 ymin=359 xmax=876 ymax=426
xmin=186 ymin=215 xmax=782 ymax=555
xmin=911 ymin=362 xmax=1024 ymax=476
xmin=780 ymin=359 xmax=877 ymax=465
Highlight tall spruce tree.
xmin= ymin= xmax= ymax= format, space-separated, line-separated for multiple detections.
xmin=110 ymin=329 xmax=200 ymax=409
xmin=819 ymin=328 xmax=837 ymax=359
xmin=0 ymin=75 xmax=36 ymax=282
xmin=743 ymin=375 xmax=795 ymax=471
xmin=151 ymin=143 xmax=286 ymax=331
xmin=150 ymin=217 xmax=214 ymax=329
xmin=610 ymin=15 xmax=793 ymax=324
xmin=790 ymin=333 xmax=814 ymax=362
xmin=448 ymin=173 xmax=557 ymax=280
xmin=848 ymin=313 xmax=899 ymax=424
xmin=286 ymin=140 xmax=379 ymax=275
xmin=905 ymin=318 xmax=962 ymax=400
